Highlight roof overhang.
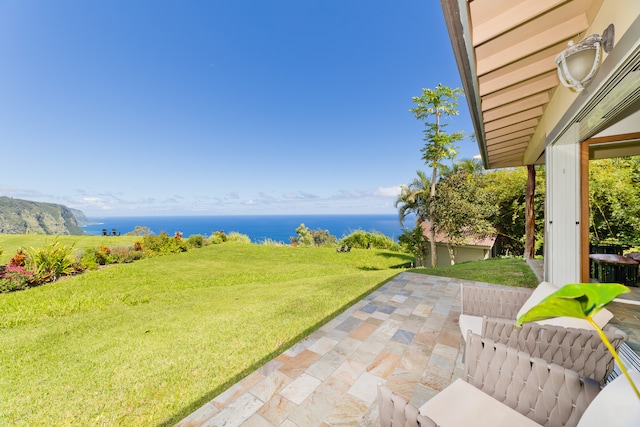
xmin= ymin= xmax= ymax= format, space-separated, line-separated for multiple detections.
xmin=440 ymin=0 xmax=640 ymax=169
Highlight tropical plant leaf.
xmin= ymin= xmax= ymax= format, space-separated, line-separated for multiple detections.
xmin=516 ymin=283 xmax=629 ymax=326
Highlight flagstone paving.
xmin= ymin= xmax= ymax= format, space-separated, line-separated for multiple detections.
xmin=175 ymin=272 xmax=468 ymax=427
xmin=176 ymin=272 xmax=640 ymax=427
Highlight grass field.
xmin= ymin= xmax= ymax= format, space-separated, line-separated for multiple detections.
xmin=0 ymin=236 xmax=537 ymax=426
xmin=0 ymin=240 xmax=412 ymax=426
xmin=410 ymin=256 xmax=539 ymax=288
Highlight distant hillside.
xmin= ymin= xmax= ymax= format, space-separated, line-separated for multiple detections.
xmin=68 ymin=207 xmax=90 ymax=226
xmin=0 ymin=197 xmax=86 ymax=235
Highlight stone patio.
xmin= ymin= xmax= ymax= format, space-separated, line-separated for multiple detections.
xmin=175 ymin=272 xmax=640 ymax=427
xmin=175 ymin=272 xmax=467 ymax=426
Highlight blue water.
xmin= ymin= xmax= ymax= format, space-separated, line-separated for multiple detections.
xmin=82 ymin=214 xmax=410 ymax=243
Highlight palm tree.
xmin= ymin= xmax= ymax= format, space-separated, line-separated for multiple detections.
xmin=440 ymin=158 xmax=484 ymax=178
xmin=395 ymin=170 xmax=431 ymax=226
xmin=396 ymin=170 xmax=431 ymax=267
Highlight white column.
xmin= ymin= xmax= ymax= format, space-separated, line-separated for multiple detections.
xmin=544 ymin=124 xmax=581 ymax=286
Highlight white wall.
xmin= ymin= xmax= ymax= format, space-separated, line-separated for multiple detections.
xmin=424 ymin=243 xmax=492 ymax=267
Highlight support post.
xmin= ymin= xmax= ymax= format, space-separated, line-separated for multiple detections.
xmin=545 ymin=124 xmax=582 ymax=285
xmin=524 ymin=165 xmax=536 ymax=259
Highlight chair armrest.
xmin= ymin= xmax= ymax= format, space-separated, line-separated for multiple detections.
xmin=377 ymin=384 xmax=440 ymax=427
xmin=464 ymin=333 xmax=601 ymax=427
xmin=461 ymin=283 xmax=533 ymax=319
xmin=482 ymin=317 xmax=628 ymax=386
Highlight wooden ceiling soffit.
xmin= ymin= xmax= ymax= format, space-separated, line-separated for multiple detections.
xmin=476 ymin=13 xmax=589 ymax=75
xmin=487 ymin=128 xmax=536 ymax=145
xmin=484 ymin=106 xmax=543 ymax=132
xmin=486 ymin=118 xmax=539 ymax=138
xmin=492 ymin=157 xmax=525 ymax=168
xmin=470 ymin=0 xmax=567 ymax=46
xmin=478 ymin=43 xmax=566 ymax=96
xmin=483 ymin=92 xmax=550 ymax=122
xmin=491 ymin=150 xmax=527 ymax=162
xmin=487 ymin=141 xmax=530 ymax=156
xmin=487 ymin=135 xmax=531 ymax=150
xmin=491 ymin=157 xmax=525 ymax=168
xmin=482 ymin=72 xmax=557 ymax=111
xmin=487 ymin=140 xmax=531 ymax=158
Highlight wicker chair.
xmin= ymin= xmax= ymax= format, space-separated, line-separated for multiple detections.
xmin=461 ymin=282 xmax=534 ymax=319
xmin=459 ymin=282 xmax=615 ymax=343
xmin=481 ymin=316 xmax=627 ymax=385
xmin=378 ymin=333 xmax=601 ymax=427
xmin=377 ymin=385 xmax=440 ymax=427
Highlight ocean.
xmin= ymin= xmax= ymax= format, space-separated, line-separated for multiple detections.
xmin=82 ymin=214 xmax=411 ymax=243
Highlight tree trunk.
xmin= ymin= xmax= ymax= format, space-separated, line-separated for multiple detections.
xmin=447 ymin=244 xmax=456 ymax=265
xmin=524 ymin=164 xmax=536 ymax=259
xmin=429 ymin=167 xmax=438 ymax=267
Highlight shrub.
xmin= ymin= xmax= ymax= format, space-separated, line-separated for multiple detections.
xmin=186 ymin=234 xmax=205 ymax=248
xmin=96 ymin=245 xmax=112 ymax=265
xmin=0 ymin=265 xmax=34 ymax=293
xmin=79 ymin=248 xmax=100 ymax=270
xmin=77 ymin=245 xmax=143 ymax=270
xmin=290 ymin=224 xmax=337 ymax=246
xmin=9 ymin=249 xmax=28 ymax=267
xmin=109 ymin=246 xmax=144 ymax=263
xmin=310 ymin=228 xmax=338 ymax=246
xmin=227 ymin=232 xmax=251 ymax=244
xmin=78 ymin=246 xmax=109 ymax=267
xmin=209 ymin=231 xmax=228 ymax=244
xmin=398 ymin=225 xmax=430 ymax=266
xmin=290 ymin=224 xmax=314 ymax=246
xmin=25 ymin=239 xmax=75 ymax=283
xmin=141 ymin=232 xmax=188 ymax=255
xmin=70 ymin=259 xmax=86 ymax=274
xmin=341 ymin=230 xmax=401 ymax=251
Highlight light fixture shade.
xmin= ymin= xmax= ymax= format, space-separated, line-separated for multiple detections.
xmin=564 ymin=45 xmax=598 ymax=82
xmin=555 ymin=25 xmax=615 ymax=92
xmin=555 ymin=34 xmax=602 ymax=92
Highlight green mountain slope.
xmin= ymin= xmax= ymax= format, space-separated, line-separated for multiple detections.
xmin=0 ymin=197 xmax=86 ymax=235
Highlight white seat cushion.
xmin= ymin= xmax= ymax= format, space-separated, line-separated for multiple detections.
xmin=577 ymin=370 xmax=640 ymax=427
xmin=459 ymin=314 xmax=483 ymax=342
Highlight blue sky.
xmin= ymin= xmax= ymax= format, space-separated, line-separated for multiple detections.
xmin=0 ymin=0 xmax=477 ymax=217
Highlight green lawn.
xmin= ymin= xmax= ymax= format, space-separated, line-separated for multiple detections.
xmin=0 ymin=242 xmax=412 ymax=426
xmin=410 ymin=256 xmax=539 ymax=288
xmin=0 ymin=238 xmax=537 ymax=426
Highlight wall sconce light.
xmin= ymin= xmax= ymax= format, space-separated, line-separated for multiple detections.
xmin=555 ymin=24 xmax=615 ymax=92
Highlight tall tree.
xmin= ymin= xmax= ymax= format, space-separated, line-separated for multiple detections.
xmin=409 ymin=84 xmax=464 ymax=267
xmin=395 ymin=171 xmax=431 ymax=266
xmin=482 ymin=166 xmax=546 ymax=256
xmin=432 ymin=163 xmax=496 ymax=265
xmin=395 ymin=170 xmax=431 ymax=225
